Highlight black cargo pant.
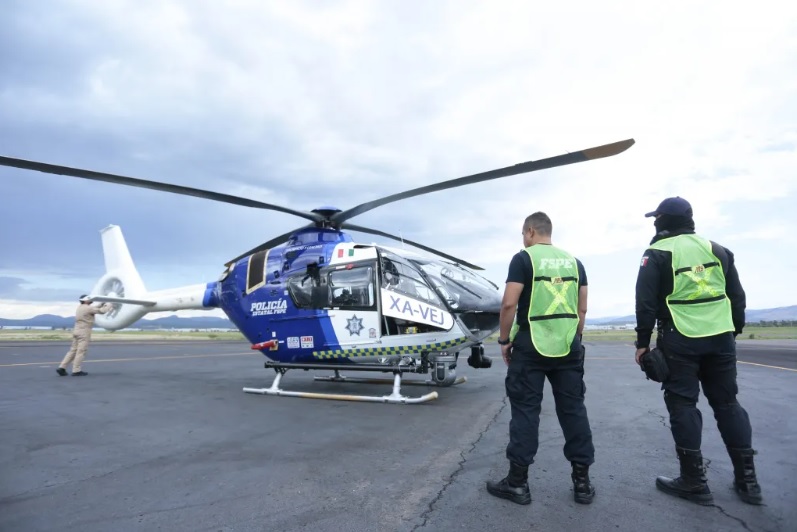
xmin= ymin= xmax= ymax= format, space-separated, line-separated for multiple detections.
xmin=505 ymin=331 xmax=594 ymax=466
xmin=659 ymin=326 xmax=752 ymax=450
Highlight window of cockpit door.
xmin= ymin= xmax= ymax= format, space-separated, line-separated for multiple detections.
xmin=286 ymin=263 xmax=328 ymax=309
xmin=328 ymin=264 xmax=376 ymax=309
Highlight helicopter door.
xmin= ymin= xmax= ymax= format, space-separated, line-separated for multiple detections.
xmin=326 ymin=264 xmax=380 ymax=345
xmin=378 ymin=253 xmax=454 ymax=335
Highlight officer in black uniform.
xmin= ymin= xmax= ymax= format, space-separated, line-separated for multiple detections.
xmin=486 ymin=212 xmax=595 ymax=506
xmin=634 ymin=196 xmax=762 ymax=505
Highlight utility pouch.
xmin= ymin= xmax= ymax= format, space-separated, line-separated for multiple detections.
xmin=640 ymin=347 xmax=670 ymax=383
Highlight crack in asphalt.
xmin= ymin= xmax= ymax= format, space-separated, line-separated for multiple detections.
xmin=0 ymin=452 xmax=183 ymax=504
xmin=411 ymin=396 xmax=509 ymax=531
xmin=710 ymin=503 xmax=753 ymax=531
xmin=636 ymin=412 xmax=759 ymax=531
xmin=648 ymin=408 xmax=670 ymax=429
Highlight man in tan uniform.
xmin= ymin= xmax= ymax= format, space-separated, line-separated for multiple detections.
xmin=57 ymin=295 xmax=113 ymax=376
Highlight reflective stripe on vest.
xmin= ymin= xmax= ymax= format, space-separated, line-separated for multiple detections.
xmin=524 ymin=245 xmax=579 ymax=357
xmin=649 ymin=234 xmax=734 ymax=337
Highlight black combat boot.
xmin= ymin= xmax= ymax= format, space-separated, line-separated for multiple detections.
xmin=486 ymin=461 xmax=531 ymax=505
xmin=727 ymin=447 xmax=763 ymax=505
xmin=655 ymin=447 xmax=714 ymax=505
xmin=571 ymin=462 xmax=595 ymax=504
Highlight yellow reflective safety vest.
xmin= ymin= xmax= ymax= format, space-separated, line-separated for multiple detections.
xmin=649 ymin=234 xmax=734 ymax=337
xmin=515 ymin=244 xmax=580 ymax=357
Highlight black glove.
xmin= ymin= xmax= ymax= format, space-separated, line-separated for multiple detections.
xmin=639 ymin=347 xmax=669 ymax=383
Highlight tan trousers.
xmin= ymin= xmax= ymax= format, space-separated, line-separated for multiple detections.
xmin=60 ymin=334 xmax=90 ymax=372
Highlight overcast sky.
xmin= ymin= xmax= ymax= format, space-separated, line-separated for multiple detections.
xmin=1 ymin=0 xmax=796 ymax=321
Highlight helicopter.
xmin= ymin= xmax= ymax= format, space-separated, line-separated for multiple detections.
xmin=0 ymin=138 xmax=634 ymax=404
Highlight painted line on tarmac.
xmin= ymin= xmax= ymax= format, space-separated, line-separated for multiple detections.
xmin=588 ymin=357 xmax=797 ymax=372
xmin=0 ymin=341 xmax=249 ymax=349
xmin=0 ymin=352 xmax=255 ymax=368
xmin=738 ymin=361 xmax=797 ymax=372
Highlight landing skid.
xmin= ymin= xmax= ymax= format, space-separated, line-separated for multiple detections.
xmin=243 ymin=361 xmax=452 ymax=404
xmin=314 ymin=372 xmax=467 ymax=387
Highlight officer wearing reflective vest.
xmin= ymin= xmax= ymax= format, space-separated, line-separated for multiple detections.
xmin=486 ymin=212 xmax=595 ymax=506
xmin=634 ymin=196 xmax=762 ymax=506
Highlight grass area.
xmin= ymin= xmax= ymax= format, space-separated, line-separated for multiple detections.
xmin=737 ymin=326 xmax=797 ymax=340
xmin=0 ymin=329 xmax=247 ymax=342
xmin=582 ymin=329 xmax=636 ymax=342
xmin=581 ymin=326 xmax=797 ymax=342
xmin=488 ymin=325 xmax=797 ymax=343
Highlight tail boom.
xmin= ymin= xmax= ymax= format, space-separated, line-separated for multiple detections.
xmin=89 ymin=225 xmax=219 ymax=330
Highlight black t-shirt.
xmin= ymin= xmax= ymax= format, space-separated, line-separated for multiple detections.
xmin=506 ymin=246 xmax=588 ymax=327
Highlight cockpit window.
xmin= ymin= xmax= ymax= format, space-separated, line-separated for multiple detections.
xmin=291 ymin=230 xmax=341 ymax=245
xmin=288 ymin=264 xmax=375 ymax=309
xmin=411 ymin=259 xmax=501 ymax=312
xmin=287 ymin=265 xmax=328 ymax=309
xmin=380 ymin=253 xmax=444 ymax=306
xmin=329 ymin=266 xmax=375 ymax=308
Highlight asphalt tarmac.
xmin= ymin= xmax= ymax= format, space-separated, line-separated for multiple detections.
xmin=1 ymin=339 xmax=794 ymax=532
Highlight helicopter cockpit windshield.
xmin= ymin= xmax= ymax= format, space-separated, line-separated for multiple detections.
xmin=410 ymin=259 xmax=501 ymax=313
xmin=378 ymin=252 xmax=445 ymax=308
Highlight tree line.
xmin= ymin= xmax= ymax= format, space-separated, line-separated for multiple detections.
xmin=751 ymin=320 xmax=797 ymax=327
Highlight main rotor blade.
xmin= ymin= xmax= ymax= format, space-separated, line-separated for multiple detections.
xmin=341 ymin=223 xmax=484 ymax=271
xmin=332 ymin=138 xmax=635 ymax=223
xmin=224 ymin=224 xmax=313 ymax=267
xmin=0 ymin=155 xmax=323 ymax=223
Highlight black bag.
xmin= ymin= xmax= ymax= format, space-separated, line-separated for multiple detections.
xmin=640 ymin=347 xmax=669 ymax=383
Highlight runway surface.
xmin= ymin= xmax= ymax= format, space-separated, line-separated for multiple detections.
xmin=1 ymin=339 xmax=794 ymax=532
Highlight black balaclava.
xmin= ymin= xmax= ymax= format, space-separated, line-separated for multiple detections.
xmin=654 ymin=213 xmax=694 ymax=233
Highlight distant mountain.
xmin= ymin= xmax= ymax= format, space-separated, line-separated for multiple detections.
xmin=2 ymin=305 xmax=795 ymax=330
xmin=129 ymin=315 xmax=236 ymax=330
xmin=586 ymin=315 xmax=635 ymax=326
xmin=746 ymin=306 xmax=797 ymax=323
xmin=0 ymin=314 xmax=236 ymax=330
xmin=587 ymin=305 xmax=797 ymax=326
xmin=0 ymin=314 xmax=76 ymax=329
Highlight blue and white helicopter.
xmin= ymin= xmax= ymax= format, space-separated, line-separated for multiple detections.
xmin=1 ymin=139 xmax=634 ymax=403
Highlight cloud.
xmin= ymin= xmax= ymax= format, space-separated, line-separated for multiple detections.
xmin=1 ymin=0 xmax=796 ymax=320
xmin=0 ymin=276 xmax=85 ymax=302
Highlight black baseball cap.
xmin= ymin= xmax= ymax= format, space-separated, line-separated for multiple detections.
xmin=645 ymin=196 xmax=693 ymax=218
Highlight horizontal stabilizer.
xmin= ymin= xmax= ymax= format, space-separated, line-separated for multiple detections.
xmin=87 ymin=225 xmax=219 ymax=330
xmin=90 ymin=295 xmax=157 ymax=307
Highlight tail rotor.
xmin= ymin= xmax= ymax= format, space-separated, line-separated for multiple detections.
xmin=87 ymin=225 xmax=219 ymax=331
